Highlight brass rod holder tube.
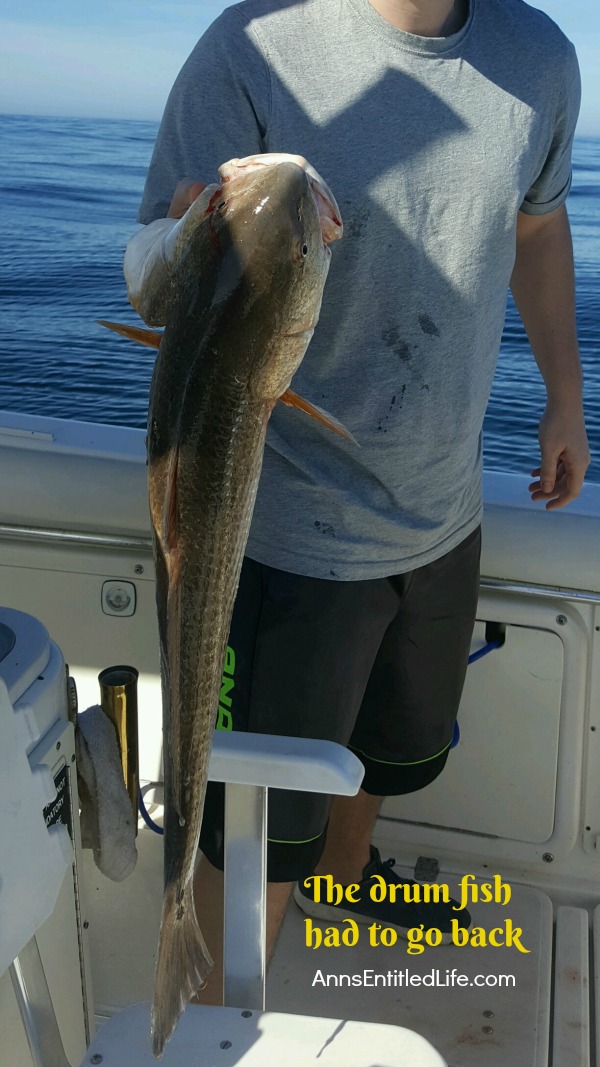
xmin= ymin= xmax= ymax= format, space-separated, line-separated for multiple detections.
xmin=98 ymin=665 xmax=139 ymax=836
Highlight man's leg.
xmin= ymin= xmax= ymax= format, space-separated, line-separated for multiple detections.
xmin=348 ymin=526 xmax=482 ymax=787
xmin=191 ymin=854 xmax=292 ymax=1007
xmin=295 ymin=527 xmax=481 ymax=936
xmin=314 ymin=791 xmax=382 ymax=884
xmin=318 ymin=530 xmax=482 ymax=890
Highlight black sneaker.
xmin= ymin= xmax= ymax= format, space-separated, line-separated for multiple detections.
xmin=294 ymin=846 xmax=471 ymax=943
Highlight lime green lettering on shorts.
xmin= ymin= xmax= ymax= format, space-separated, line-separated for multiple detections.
xmin=216 ymin=645 xmax=235 ymax=732
xmin=220 ymin=676 xmax=234 ymax=707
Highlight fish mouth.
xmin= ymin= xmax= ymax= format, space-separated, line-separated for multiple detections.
xmin=309 ymin=183 xmax=343 ymax=245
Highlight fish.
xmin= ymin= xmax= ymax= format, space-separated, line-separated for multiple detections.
xmin=102 ymin=154 xmax=347 ymax=1057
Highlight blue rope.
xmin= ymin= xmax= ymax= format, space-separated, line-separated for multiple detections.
xmin=138 ymin=787 xmax=164 ymax=835
xmin=468 ymin=639 xmax=501 ymax=665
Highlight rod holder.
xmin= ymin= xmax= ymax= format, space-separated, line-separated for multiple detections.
xmin=98 ymin=665 xmax=139 ymax=836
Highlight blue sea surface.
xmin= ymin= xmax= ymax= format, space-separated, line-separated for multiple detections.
xmin=0 ymin=113 xmax=598 ymax=481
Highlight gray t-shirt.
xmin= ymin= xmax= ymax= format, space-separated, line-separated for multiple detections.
xmin=139 ymin=0 xmax=580 ymax=580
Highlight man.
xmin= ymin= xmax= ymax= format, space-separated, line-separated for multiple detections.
xmin=138 ymin=0 xmax=590 ymax=1001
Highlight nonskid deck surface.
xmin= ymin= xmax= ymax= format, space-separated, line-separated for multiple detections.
xmin=80 ymin=827 xmax=592 ymax=1067
xmin=268 ymin=873 xmax=553 ymax=1067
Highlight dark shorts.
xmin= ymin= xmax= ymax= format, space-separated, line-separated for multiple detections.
xmin=200 ymin=525 xmax=481 ymax=882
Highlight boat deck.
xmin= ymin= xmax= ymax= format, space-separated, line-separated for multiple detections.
xmin=79 ymin=820 xmax=592 ymax=1067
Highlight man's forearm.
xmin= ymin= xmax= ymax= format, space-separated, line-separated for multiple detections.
xmin=510 ymin=203 xmax=589 ymax=507
xmin=510 ymin=204 xmax=583 ymax=407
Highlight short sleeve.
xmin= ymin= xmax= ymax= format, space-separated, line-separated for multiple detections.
xmin=138 ymin=9 xmax=271 ymax=223
xmin=520 ymin=40 xmax=581 ymax=216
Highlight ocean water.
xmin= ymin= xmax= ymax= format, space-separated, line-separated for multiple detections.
xmin=0 ymin=113 xmax=598 ymax=482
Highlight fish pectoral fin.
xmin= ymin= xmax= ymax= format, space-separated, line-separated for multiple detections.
xmin=97 ymin=320 xmax=163 ymax=349
xmin=279 ymin=388 xmax=358 ymax=445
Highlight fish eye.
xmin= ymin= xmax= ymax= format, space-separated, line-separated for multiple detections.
xmin=301 ymin=243 xmax=308 ymax=257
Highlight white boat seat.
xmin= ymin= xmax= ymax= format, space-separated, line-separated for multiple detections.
xmin=76 ymin=733 xmax=447 ymax=1067
xmin=82 ymin=1001 xmax=447 ymax=1066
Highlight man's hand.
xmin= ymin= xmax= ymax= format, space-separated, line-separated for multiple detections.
xmin=529 ymin=402 xmax=590 ymax=509
xmin=167 ymin=180 xmax=207 ymax=219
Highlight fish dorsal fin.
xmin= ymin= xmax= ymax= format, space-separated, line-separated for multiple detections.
xmin=97 ymin=320 xmax=163 ymax=349
xmin=279 ymin=389 xmax=358 ymax=445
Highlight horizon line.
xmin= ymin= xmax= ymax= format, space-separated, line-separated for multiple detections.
xmin=1 ymin=109 xmax=599 ymax=138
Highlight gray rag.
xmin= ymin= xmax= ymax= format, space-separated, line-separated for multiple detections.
xmin=75 ymin=704 xmax=137 ymax=881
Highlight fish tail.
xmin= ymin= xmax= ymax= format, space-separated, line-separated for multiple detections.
xmin=151 ymin=880 xmax=214 ymax=1058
